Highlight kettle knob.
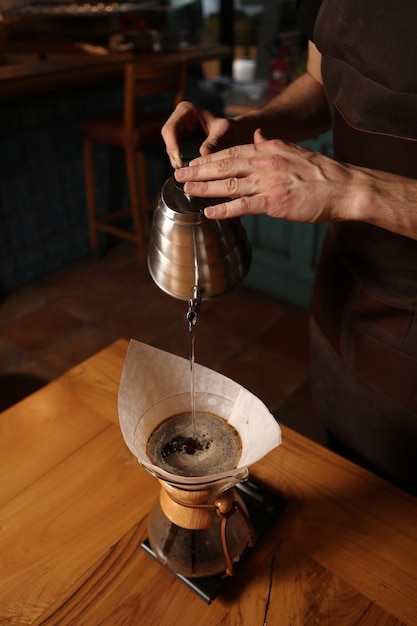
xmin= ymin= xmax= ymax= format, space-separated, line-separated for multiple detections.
xmin=180 ymin=136 xmax=203 ymax=166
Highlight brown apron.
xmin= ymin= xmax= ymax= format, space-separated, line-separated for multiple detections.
xmin=310 ymin=0 xmax=417 ymax=493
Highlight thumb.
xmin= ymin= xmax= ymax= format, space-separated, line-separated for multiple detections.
xmin=199 ymin=136 xmax=219 ymax=155
xmin=254 ymin=128 xmax=269 ymax=144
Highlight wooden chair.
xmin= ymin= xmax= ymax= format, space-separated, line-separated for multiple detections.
xmin=82 ymin=59 xmax=188 ymax=265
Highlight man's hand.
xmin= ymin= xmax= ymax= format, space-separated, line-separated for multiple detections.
xmin=161 ymin=101 xmax=241 ymax=169
xmin=175 ymin=129 xmax=355 ymax=224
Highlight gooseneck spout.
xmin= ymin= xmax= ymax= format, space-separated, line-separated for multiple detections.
xmin=186 ymin=285 xmax=202 ymax=329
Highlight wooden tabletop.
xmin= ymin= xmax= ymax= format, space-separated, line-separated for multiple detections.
xmin=0 ymin=43 xmax=231 ymax=98
xmin=1 ymin=338 xmax=416 ymax=625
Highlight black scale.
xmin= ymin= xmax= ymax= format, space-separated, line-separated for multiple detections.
xmin=141 ymin=478 xmax=286 ymax=604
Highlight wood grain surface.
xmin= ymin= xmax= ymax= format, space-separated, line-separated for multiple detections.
xmin=1 ymin=339 xmax=416 ymax=625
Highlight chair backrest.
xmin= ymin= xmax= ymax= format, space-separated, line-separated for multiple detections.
xmin=124 ymin=59 xmax=188 ymax=139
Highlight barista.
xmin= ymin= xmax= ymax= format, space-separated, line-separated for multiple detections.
xmin=161 ymin=0 xmax=417 ymax=495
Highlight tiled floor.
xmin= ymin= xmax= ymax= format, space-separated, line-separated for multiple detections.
xmin=0 ymin=242 xmax=328 ymax=447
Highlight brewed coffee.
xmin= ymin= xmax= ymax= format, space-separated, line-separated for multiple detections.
xmin=146 ymin=411 xmax=242 ymax=477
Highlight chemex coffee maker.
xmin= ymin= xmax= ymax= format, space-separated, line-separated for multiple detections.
xmin=118 ymin=140 xmax=283 ymax=603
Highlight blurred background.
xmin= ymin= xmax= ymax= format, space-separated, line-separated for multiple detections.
xmin=0 ymin=1 xmax=330 ymax=447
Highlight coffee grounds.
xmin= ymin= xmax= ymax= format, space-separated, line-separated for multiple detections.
xmin=161 ymin=435 xmax=211 ymax=458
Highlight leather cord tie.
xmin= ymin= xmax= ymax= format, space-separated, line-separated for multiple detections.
xmin=167 ymin=488 xmax=256 ymax=576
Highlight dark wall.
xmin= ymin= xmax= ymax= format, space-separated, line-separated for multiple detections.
xmin=0 ymin=67 xmax=223 ymax=296
xmin=0 ymin=81 xmax=173 ymax=295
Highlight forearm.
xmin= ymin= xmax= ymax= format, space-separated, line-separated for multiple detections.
xmin=352 ymin=166 xmax=417 ymax=241
xmin=232 ymin=71 xmax=332 ymax=145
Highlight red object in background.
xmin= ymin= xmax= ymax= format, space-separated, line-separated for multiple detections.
xmin=268 ymin=53 xmax=290 ymax=97
xmin=120 ymin=16 xmax=147 ymax=31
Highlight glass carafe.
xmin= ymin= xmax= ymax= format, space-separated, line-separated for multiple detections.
xmin=147 ymin=467 xmax=254 ymax=578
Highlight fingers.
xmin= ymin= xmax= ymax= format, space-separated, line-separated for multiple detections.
xmin=204 ymin=201 xmax=243 ymax=220
xmin=204 ymin=195 xmax=267 ymax=220
xmin=183 ymin=174 xmax=254 ymax=199
xmin=204 ymin=203 xmax=229 ymax=219
xmin=161 ymin=102 xmax=210 ymax=169
xmin=162 ymin=103 xmax=258 ymax=169
xmin=198 ymin=118 xmax=239 ymax=155
xmin=175 ymin=144 xmax=290 ymax=190
xmin=174 ymin=141 xmax=284 ymax=203
xmin=253 ymin=128 xmax=269 ymax=144
xmin=175 ymin=147 xmax=246 ymax=186
xmin=185 ymin=137 xmax=291 ymax=172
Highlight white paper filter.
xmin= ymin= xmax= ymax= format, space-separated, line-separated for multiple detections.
xmin=118 ymin=339 xmax=282 ymax=480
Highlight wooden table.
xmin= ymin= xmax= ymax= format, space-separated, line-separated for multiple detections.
xmin=1 ymin=339 xmax=416 ymax=625
xmin=0 ymin=43 xmax=231 ymax=99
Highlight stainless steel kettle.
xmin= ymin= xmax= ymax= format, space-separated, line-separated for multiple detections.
xmin=148 ymin=143 xmax=252 ymax=303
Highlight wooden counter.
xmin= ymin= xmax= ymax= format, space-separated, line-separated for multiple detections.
xmin=1 ymin=338 xmax=416 ymax=625
xmin=0 ymin=42 xmax=231 ymax=98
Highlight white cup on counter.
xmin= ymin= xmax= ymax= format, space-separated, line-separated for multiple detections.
xmin=232 ymin=58 xmax=256 ymax=82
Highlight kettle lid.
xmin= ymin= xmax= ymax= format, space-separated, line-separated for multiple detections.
xmin=162 ymin=178 xmax=217 ymax=215
xmin=162 ymin=136 xmax=218 ymax=215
